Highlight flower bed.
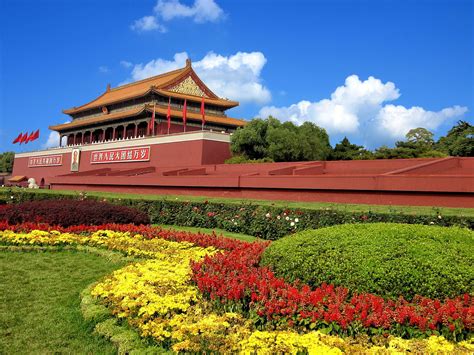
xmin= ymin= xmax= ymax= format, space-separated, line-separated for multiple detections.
xmin=0 ymin=221 xmax=250 ymax=251
xmin=3 ymin=188 xmax=472 ymax=239
xmin=1 ymin=224 xmax=473 ymax=353
xmin=0 ymin=199 xmax=149 ymax=226
xmin=192 ymin=235 xmax=474 ymax=342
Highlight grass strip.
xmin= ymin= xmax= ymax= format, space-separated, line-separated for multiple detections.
xmin=0 ymin=249 xmax=124 ymax=354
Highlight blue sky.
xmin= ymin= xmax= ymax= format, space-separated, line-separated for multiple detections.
xmin=1 ymin=0 xmax=472 ymax=152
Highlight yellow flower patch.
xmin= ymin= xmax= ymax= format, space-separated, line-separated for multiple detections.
xmin=1 ymin=228 xmax=472 ymax=354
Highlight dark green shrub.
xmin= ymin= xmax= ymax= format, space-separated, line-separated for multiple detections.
xmin=261 ymin=223 xmax=474 ymax=300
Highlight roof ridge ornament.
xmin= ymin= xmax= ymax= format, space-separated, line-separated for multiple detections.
xmin=106 ymin=83 xmax=111 ymax=92
xmin=186 ymin=58 xmax=191 ymax=67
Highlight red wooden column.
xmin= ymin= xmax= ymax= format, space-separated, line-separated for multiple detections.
xmin=123 ymin=126 xmax=126 ymax=139
xmin=113 ymin=127 xmax=116 ymax=140
xmin=134 ymin=124 xmax=138 ymax=138
xmin=81 ymin=132 xmax=84 ymax=145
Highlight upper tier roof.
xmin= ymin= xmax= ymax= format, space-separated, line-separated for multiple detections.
xmin=63 ymin=60 xmax=239 ymax=115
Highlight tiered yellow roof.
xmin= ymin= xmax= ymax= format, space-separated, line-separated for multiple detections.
xmin=63 ymin=59 xmax=238 ymax=115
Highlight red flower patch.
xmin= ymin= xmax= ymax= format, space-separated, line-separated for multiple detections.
xmin=191 ymin=240 xmax=473 ymax=340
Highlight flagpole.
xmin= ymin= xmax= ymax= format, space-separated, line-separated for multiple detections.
xmin=201 ymin=96 xmax=205 ymax=131
xmin=167 ymin=97 xmax=171 ymax=135
xmin=153 ymin=102 xmax=156 ymax=136
xmin=183 ymin=99 xmax=187 ymax=133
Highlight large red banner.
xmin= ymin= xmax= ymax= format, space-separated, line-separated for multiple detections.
xmin=28 ymin=154 xmax=63 ymax=167
xmin=91 ymin=146 xmax=150 ymax=164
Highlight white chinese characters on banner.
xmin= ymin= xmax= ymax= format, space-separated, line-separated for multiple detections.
xmin=28 ymin=155 xmax=63 ymax=167
xmin=90 ymin=146 xmax=150 ymax=164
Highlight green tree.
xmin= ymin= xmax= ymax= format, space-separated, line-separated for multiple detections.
xmin=230 ymin=117 xmax=331 ymax=162
xmin=330 ymin=137 xmax=374 ymax=160
xmin=436 ymin=121 xmax=474 ymax=157
xmin=266 ymin=121 xmax=300 ymax=161
xmin=405 ymin=127 xmax=434 ymax=148
xmin=231 ymin=117 xmax=278 ymax=159
xmin=0 ymin=152 xmax=14 ymax=173
xmin=375 ymin=127 xmax=446 ymax=159
xmin=297 ymin=122 xmax=332 ymax=160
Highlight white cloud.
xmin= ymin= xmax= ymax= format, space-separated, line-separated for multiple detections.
xmin=375 ymin=105 xmax=468 ymax=138
xmin=43 ymin=121 xmax=71 ymax=149
xmin=127 ymin=51 xmax=271 ymax=104
xmin=258 ymin=75 xmax=467 ymax=147
xmin=131 ymin=0 xmax=224 ymax=33
xmin=154 ymin=0 xmax=224 ymax=23
xmin=130 ymin=15 xmax=167 ymax=32
xmin=43 ymin=131 xmax=60 ymax=148
xmin=120 ymin=60 xmax=133 ymax=68
xmin=98 ymin=66 xmax=109 ymax=73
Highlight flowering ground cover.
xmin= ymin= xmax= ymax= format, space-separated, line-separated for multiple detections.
xmin=1 ymin=223 xmax=473 ymax=353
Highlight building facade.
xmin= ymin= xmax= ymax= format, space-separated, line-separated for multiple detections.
xmin=11 ymin=60 xmax=244 ymax=185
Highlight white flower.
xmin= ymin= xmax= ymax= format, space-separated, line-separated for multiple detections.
xmin=290 ymin=222 xmax=295 ymax=226
xmin=10 ymin=195 xmax=14 ymax=199
xmin=438 ymin=215 xmax=442 ymax=219
xmin=430 ymin=221 xmax=435 ymax=225
xmin=285 ymin=216 xmax=290 ymax=221
xmin=294 ymin=218 xmax=299 ymax=223
xmin=277 ymin=215 xmax=281 ymax=220
xmin=234 ymin=222 xmax=238 ymax=225
xmin=265 ymin=213 xmax=271 ymax=218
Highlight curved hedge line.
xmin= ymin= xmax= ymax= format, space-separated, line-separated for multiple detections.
xmin=1 ymin=188 xmax=473 ymax=239
xmin=261 ymin=223 xmax=474 ymax=300
xmin=0 ymin=199 xmax=150 ymax=227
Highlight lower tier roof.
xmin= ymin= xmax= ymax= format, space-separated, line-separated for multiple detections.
xmin=50 ymin=104 xmax=246 ymax=132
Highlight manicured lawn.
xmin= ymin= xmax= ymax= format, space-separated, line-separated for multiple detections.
xmin=157 ymin=224 xmax=260 ymax=242
xmin=0 ymin=250 xmax=125 ymax=354
xmin=2 ymin=187 xmax=473 ymax=217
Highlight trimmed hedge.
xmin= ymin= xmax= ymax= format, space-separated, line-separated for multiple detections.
xmin=261 ymin=223 xmax=474 ymax=300
xmin=1 ymin=188 xmax=473 ymax=239
xmin=0 ymin=199 xmax=150 ymax=227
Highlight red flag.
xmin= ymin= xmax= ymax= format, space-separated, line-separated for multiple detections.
xmin=12 ymin=133 xmax=23 ymax=144
xmin=167 ymin=97 xmax=171 ymax=134
xmin=182 ymin=99 xmax=187 ymax=132
xmin=32 ymin=129 xmax=40 ymax=142
xmin=26 ymin=131 xmax=36 ymax=143
xmin=148 ymin=103 xmax=156 ymax=135
xmin=200 ymin=96 xmax=205 ymax=130
xmin=20 ymin=132 xmax=31 ymax=144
